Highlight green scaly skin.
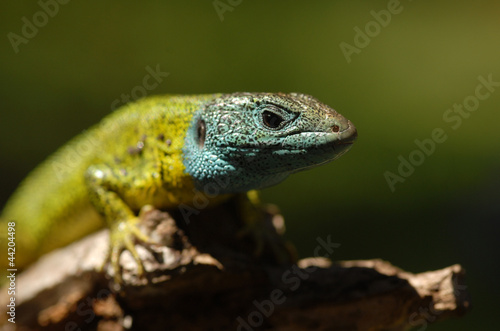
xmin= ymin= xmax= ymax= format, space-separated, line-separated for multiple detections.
xmin=1 ymin=93 xmax=357 ymax=282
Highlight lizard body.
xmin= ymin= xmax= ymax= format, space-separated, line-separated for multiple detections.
xmin=1 ymin=93 xmax=357 ymax=278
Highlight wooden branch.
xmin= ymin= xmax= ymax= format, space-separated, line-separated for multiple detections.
xmin=0 ymin=201 xmax=471 ymax=330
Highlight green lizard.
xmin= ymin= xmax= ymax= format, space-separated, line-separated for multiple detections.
xmin=1 ymin=93 xmax=357 ymax=281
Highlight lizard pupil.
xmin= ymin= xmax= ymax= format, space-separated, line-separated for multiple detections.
xmin=197 ymin=119 xmax=206 ymax=148
xmin=262 ymin=110 xmax=284 ymax=129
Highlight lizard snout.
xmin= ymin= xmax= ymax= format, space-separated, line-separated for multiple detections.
xmin=335 ymin=119 xmax=357 ymax=144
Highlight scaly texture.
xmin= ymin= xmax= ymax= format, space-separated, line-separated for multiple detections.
xmin=1 ymin=93 xmax=357 ymax=278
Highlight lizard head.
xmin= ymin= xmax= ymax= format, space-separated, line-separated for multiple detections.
xmin=183 ymin=92 xmax=357 ymax=194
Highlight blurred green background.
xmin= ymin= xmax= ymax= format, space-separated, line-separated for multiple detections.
xmin=1 ymin=1 xmax=499 ymax=330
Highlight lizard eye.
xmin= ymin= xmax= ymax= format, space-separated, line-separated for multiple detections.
xmin=197 ymin=119 xmax=206 ymax=148
xmin=262 ymin=110 xmax=285 ymax=129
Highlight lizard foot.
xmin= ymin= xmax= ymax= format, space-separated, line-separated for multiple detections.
xmin=103 ymin=205 xmax=158 ymax=285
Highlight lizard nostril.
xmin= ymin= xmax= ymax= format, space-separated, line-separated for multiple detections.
xmin=331 ymin=125 xmax=340 ymax=133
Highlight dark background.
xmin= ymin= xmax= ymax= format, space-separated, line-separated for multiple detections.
xmin=1 ymin=1 xmax=499 ymax=330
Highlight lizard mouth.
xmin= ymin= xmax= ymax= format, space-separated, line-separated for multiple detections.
xmin=281 ymin=120 xmax=357 ymax=151
xmin=218 ymin=121 xmax=357 ymax=154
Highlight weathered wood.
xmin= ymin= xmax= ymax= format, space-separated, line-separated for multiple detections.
xmin=0 ymin=202 xmax=470 ymax=330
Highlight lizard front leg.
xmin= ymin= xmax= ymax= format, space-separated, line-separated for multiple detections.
xmin=85 ymin=163 xmax=160 ymax=284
